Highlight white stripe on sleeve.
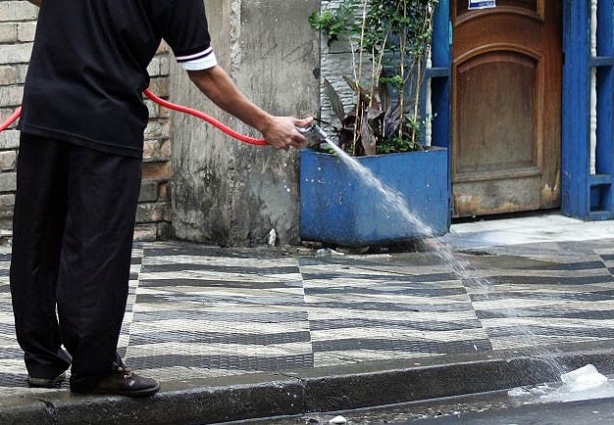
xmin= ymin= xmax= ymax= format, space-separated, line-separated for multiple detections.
xmin=176 ymin=47 xmax=213 ymax=62
xmin=181 ymin=51 xmax=218 ymax=70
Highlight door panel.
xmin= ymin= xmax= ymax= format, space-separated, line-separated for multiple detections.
xmin=452 ymin=0 xmax=562 ymax=217
xmin=457 ymin=51 xmax=537 ymax=174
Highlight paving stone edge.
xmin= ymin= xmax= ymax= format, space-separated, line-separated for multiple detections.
xmin=3 ymin=340 xmax=614 ymax=425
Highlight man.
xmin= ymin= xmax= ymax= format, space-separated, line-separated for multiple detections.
xmin=11 ymin=0 xmax=311 ymax=397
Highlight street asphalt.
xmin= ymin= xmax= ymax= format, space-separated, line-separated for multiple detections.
xmin=0 ymin=213 xmax=613 ymax=424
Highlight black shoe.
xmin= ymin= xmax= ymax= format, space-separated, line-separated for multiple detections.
xmin=71 ymin=366 xmax=160 ymax=397
xmin=28 ymin=371 xmax=66 ymax=388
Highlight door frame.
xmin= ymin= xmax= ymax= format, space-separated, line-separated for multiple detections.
xmin=430 ymin=0 xmax=614 ymax=221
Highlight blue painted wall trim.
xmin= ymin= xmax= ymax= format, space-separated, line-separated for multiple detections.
xmin=562 ymin=0 xmax=591 ymax=219
xmin=595 ymin=0 xmax=614 ymax=217
xmin=431 ymin=0 xmax=451 ymax=151
xmin=430 ymin=0 xmax=452 ymax=223
xmin=562 ymin=0 xmax=614 ymax=220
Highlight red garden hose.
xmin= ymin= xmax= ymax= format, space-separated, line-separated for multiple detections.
xmin=142 ymin=89 xmax=267 ymax=146
xmin=0 ymin=107 xmax=21 ymax=133
xmin=0 ymin=90 xmax=269 ymax=146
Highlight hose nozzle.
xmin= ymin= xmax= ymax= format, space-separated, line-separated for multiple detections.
xmin=296 ymin=124 xmax=334 ymax=149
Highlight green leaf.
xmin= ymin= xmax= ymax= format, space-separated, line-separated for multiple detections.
xmin=323 ymin=78 xmax=347 ymax=124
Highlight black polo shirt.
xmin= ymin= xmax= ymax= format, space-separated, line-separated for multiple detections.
xmin=19 ymin=0 xmax=217 ymax=158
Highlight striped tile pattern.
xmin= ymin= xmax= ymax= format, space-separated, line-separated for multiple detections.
xmin=470 ymin=247 xmax=614 ymax=350
xmin=0 ymin=239 xmax=611 ymax=395
xmin=124 ymin=244 xmax=312 ymax=382
xmin=299 ymin=256 xmax=490 ymax=366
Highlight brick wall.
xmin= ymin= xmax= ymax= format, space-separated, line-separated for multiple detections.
xmin=139 ymin=43 xmax=173 ymax=241
xmin=0 ymin=1 xmax=172 ymax=242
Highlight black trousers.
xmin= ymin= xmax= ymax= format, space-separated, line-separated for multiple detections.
xmin=10 ymin=133 xmax=142 ymax=388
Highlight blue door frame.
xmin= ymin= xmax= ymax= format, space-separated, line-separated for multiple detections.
xmin=429 ymin=0 xmax=614 ymax=221
xmin=562 ymin=0 xmax=614 ymax=220
xmin=427 ymin=0 xmax=452 ymax=154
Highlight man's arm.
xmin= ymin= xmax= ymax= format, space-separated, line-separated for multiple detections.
xmin=188 ymin=66 xmax=312 ymax=150
xmin=27 ymin=0 xmax=41 ymax=7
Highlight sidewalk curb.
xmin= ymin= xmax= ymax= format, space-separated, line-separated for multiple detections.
xmin=3 ymin=341 xmax=614 ymax=425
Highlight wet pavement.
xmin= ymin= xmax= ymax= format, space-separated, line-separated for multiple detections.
xmin=0 ymin=213 xmax=613 ymax=424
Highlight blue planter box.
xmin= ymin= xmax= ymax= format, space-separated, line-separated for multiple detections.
xmin=300 ymin=147 xmax=450 ymax=246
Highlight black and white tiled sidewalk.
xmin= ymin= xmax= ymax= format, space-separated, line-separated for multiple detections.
xmin=0 ymin=229 xmax=614 ymax=395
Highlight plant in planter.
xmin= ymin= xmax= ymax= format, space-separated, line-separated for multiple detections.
xmin=301 ymin=0 xmax=449 ymax=247
xmin=309 ymin=0 xmax=438 ymax=156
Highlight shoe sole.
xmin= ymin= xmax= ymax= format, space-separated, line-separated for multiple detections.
xmin=72 ymin=383 xmax=160 ymax=397
xmin=28 ymin=372 xmax=66 ymax=388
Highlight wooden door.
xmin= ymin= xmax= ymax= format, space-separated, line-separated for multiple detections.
xmin=452 ymin=1 xmax=562 ymax=217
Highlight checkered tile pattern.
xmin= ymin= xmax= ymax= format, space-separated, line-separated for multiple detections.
xmin=0 ymin=239 xmax=613 ymax=395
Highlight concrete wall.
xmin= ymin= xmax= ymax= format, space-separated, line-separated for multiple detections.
xmin=170 ymin=0 xmax=320 ymax=247
xmin=0 ymin=1 xmax=173 ymax=242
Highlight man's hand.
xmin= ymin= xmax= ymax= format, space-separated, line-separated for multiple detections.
xmin=258 ymin=116 xmax=313 ymax=151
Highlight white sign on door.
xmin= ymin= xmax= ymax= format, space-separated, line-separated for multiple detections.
xmin=468 ymin=0 xmax=496 ymax=9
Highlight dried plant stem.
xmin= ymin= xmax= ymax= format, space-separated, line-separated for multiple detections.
xmin=349 ymin=38 xmax=359 ymax=95
xmin=398 ymin=0 xmax=408 ymax=142
xmin=352 ymin=0 xmax=369 ymax=154
xmin=411 ymin=63 xmax=421 ymax=144
xmin=370 ymin=45 xmax=377 ymax=107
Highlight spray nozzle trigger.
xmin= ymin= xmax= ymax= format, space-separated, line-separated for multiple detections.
xmin=296 ymin=124 xmax=332 ymax=149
